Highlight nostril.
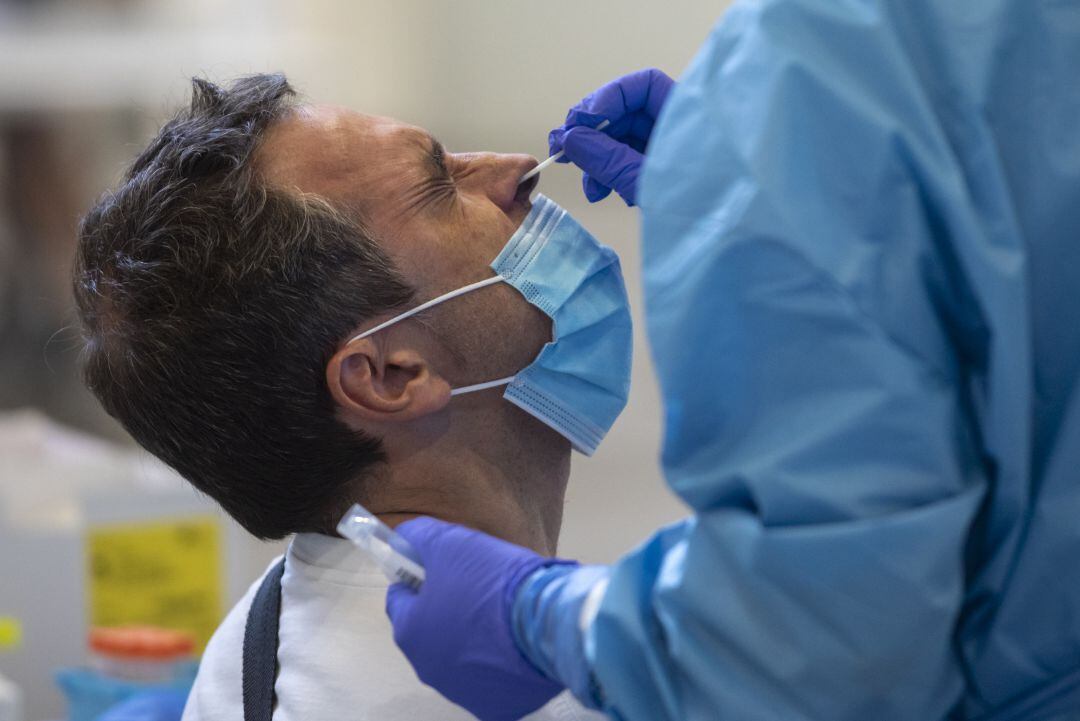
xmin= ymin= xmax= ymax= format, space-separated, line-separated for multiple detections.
xmin=515 ymin=173 xmax=539 ymax=204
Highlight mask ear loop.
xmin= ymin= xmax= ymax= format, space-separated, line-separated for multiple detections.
xmin=450 ymin=376 xmax=515 ymax=396
xmin=348 ymin=275 xmax=506 ymax=344
xmin=346 ymin=274 xmax=516 ymax=396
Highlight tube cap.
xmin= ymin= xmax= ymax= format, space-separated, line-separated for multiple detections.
xmin=88 ymin=626 xmax=195 ymax=660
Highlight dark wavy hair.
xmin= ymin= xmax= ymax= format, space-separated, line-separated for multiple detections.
xmin=73 ymin=74 xmax=414 ymax=539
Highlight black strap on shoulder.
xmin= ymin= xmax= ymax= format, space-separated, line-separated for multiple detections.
xmin=242 ymin=557 xmax=286 ymax=721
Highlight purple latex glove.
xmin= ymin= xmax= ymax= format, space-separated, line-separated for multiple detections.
xmin=385 ymin=517 xmax=576 ymax=721
xmin=549 ymin=68 xmax=676 ymax=206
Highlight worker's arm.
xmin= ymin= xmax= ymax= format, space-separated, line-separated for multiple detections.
xmin=565 ymin=240 xmax=985 ymax=719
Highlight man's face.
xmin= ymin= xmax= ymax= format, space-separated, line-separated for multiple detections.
xmin=258 ymin=104 xmax=550 ymax=386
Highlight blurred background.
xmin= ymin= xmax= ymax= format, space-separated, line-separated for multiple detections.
xmin=0 ymin=1 xmax=730 ymax=718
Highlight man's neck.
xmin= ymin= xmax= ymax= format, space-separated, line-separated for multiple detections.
xmin=362 ymin=407 xmax=571 ymax=555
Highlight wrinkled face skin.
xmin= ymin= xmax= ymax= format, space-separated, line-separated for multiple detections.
xmin=258 ymin=104 xmax=550 ymax=388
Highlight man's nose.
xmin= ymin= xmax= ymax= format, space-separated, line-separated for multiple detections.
xmin=456 ymin=152 xmax=539 ymax=213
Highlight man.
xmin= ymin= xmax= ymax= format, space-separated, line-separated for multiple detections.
xmin=73 ymin=73 xmax=611 ymax=720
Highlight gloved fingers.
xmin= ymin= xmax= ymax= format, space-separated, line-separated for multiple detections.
xmin=394 ymin=517 xmax=525 ymax=576
xmin=386 ymin=579 xmax=418 ymax=613
xmin=629 ymin=113 xmax=658 ymax=152
xmin=551 ymin=111 xmax=656 ymax=162
xmin=549 ymin=111 xmax=607 ymax=159
xmin=385 ymin=581 xmax=417 ymax=645
xmin=386 ymin=580 xmax=413 ymax=617
xmin=550 ymin=68 xmax=675 ymax=161
xmin=640 ymin=67 xmax=676 ymax=118
xmin=583 ymin=174 xmax=613 ymax=203
xmin=563 ymin=126 xmax=643 ymax=205
xmin=575 ymin=68 xmax=674 ymax=124
xmin=391 ymin=516 xmax=458 ymax=585
xmin=554 ymin=68 xmax=675 ymax=145
xmin=392 ymin=516 xmax=450 ymax=557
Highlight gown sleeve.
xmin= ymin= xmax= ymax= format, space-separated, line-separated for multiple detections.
xmin=581 ymin=1 xmax=994 ymax=718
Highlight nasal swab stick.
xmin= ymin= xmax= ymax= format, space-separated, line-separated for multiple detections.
xmin=519 ymin=119 xmax=610 ymax=184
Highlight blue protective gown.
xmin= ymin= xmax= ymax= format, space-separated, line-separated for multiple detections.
xmin=581 ymin=1 xmax=1080 ymax=718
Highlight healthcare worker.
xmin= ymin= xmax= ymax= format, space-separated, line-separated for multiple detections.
xmin=386 ymin=1 xmax=1080 ymax=719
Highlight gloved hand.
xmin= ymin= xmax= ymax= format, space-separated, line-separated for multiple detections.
xmin=548 ymin=68 xmax=676 ymax=206
xmin=385 ymin=517 xmax=576 ymax=721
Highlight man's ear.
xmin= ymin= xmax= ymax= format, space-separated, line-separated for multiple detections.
xmin=326 ymin=337 xmax=452 ymax=424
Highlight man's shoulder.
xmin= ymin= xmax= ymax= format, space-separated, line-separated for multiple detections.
xmin=183 ymin=543 xmax=602 ymax=721
xmin=181 ymin=557 xmax=282 ymax=721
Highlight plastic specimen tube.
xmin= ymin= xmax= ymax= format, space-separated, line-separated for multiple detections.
xmin=337 ymin=503 xmax=426 ymax=590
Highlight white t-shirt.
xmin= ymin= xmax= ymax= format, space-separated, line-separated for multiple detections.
xmin=182 ymin=532 xmax=604 ymax=721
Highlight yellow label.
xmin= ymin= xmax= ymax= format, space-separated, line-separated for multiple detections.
xmin=86 ymin=516 xmax=223 ymax=652
xmin=0 ymin=616 xmax=21 ymax=650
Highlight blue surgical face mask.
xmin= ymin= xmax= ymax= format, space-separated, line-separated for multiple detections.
xmin=348 ymin=194 xmax=632 ymax=455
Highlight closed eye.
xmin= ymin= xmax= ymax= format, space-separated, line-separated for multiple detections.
xmin=400 ymin=133 xmax=457 ymax=216
xmin=429 ymin=137 xmax=451 ymax=181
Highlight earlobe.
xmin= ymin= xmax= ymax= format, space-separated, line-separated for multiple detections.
xmin=327 ymin=339 xmax=452 ymax=424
